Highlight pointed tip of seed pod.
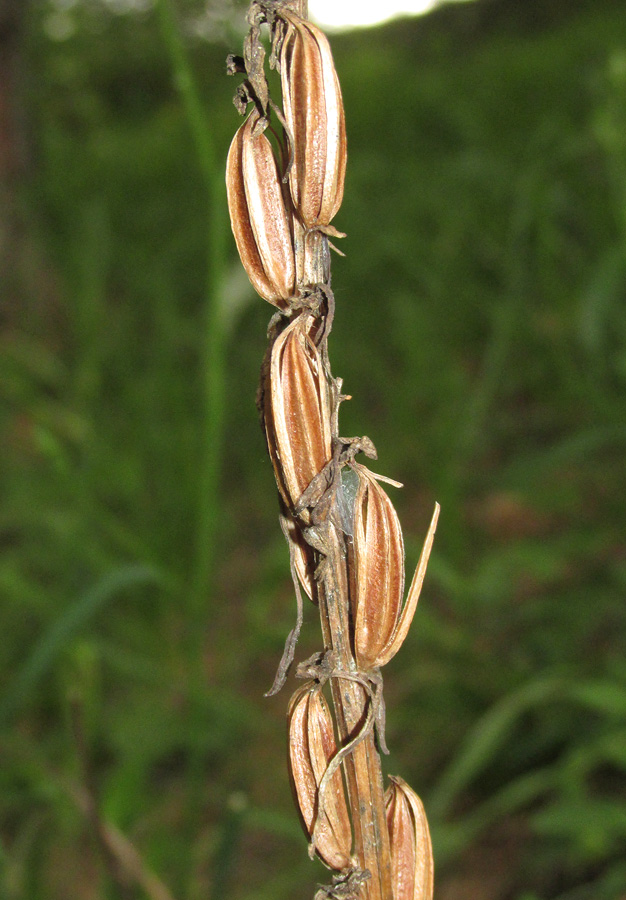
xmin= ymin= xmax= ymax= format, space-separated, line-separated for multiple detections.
xmin=375 ymin=501 xmax=439 ymax=668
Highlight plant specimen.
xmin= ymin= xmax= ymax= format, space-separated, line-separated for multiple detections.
xmin=226 ymin=3 xmax=439 ymax=897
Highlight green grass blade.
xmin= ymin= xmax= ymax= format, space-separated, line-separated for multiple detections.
xmin=0 ymin=565 xmax=161 ymax=727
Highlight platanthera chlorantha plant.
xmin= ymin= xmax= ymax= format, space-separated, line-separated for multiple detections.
xmin=226 ymin=3 xmax=439 ymax=898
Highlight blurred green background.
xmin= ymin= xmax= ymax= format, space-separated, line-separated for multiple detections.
xmin=2 ymin=0 xmax=626 ymax=897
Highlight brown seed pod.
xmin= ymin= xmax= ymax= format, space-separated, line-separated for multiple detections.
xmin=351 ymin=464 xmax=405 ymax=670
xmin=385 ymin=776 xmax=434 ymax=900
xmin=351 ymin=464 xmax=440 ymax=669
xmin=264 ymin=314 xmax=333 ymax=518
xmin=287 ymin=683 xmax=353 ymax=871
xmin=226 ymin=109 xmax=295 ymax=306
xmin=280 ymin=11 xmax=347 ymax=229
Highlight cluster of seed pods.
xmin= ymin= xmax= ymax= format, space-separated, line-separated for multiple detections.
xmin=226 ymin=5 xmax=438 ymax=898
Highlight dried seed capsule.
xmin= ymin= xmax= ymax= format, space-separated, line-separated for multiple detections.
xmin=385 ymin=776 xmax=434 ymax=900
xmin=351 ymin=464 xmax=405 ymax=670
xmin=351 ymin=465 xmax=440 ymax=669
xmin=264 ymin=314 xmax=333 ymax=518
xmin=288 ymin=683 xmax=353 ymax=871
xmin=280 ymin=12 xmax=347 ymax=229
xmin=226 ymin=109 xmax=295 ymax=306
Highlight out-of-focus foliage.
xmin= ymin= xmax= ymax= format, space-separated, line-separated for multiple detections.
xmin=1 ymin=0 xmax=625 ymax=898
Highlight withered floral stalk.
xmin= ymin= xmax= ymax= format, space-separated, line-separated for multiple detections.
xmin=226 ymin=3 xmax=439 ymax=898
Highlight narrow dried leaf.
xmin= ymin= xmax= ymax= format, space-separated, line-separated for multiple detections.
xmin=288 ymin=684 xmax=353 ymax=871
xmin=283 ymin=509 xmax=317 ymax=602
xmin=376 ymin=503 xmax=439 ymax=667
xmin=280 ymin=12 xmax=347 ymax=229
xmin=351 ymin=464 xmax=405 ymax=670
xmin=265 ymin=314 xmax=333 ymax=515
xmin=385 ymin=776 xmax=434 ymax=900
xmin=226 ymin=109 xmax=295 ymax=305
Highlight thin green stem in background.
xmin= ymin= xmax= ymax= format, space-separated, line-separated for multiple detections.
xmin=155 ymin=1 xmax=229 ymax=893
xmin=155 ymin=0 xmax=229 ymax=627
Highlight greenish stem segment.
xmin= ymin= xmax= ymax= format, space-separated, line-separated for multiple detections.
xmin=156 ymin=1 xmax=229 ymax=892
xmin=155 ymin=0 xmax=228 ymax=623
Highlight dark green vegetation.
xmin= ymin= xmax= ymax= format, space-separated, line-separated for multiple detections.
xmin=2 ymin=0 xmax=626 ymax=897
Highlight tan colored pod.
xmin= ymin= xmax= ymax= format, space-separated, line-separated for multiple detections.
xmin=264 ymin=314 xmax=333 ymax=517
xmin=351 ymin=464 xmax=440 ymax=669
xmin=385 ymin=776 xmax=434 ymax=900
xmin=351 ymin=463 xmax=405 ymax=670
xmin=280 ymin=12 xmax=347 ymax=229
xmin=226 ymin=109 xmax=295 ymax=305
xmin=288 ymin=683 xmax=353 ymax=871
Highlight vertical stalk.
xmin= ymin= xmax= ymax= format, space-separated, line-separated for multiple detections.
xmin=155 ymin=0 xmax=228 ymax=623
xmin=304 ymin=230 xmax=393 ymax=900
xmin=226 ymin=5 xmax=437 ymax=899
xmin=156 ymin=2 xmax=228 ymax=893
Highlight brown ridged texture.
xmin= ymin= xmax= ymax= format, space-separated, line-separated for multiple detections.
xmin=264 ymin=314 xmax=333 ymax=516
xmin=226 ymin=109 xmax=295 ymax=306
xmin=288 ymin=683 xmax=353 ymax=871
xmin=280 ymin=11 xmax=347 ymax=229
xmin=351 ymin=464 xmax=405 ymax=670
xmin=352 ymin=462 xmax=440 ymax=669
xmin=385 ymin=776 xmax=434 ymax=900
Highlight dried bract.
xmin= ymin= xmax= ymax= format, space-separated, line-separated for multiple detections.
xmin=264 ymin=314 xmax=333 ymax=517
xmin=351 ymin=465 xmax=440 ymax=669
xmin=283 ymin=508 xmax=317 ymax=602
xmin=385 ymin=776 xmax=434 ymax=900
xmin=288 ymin=683 xmax=353 ymax=871
xmin=280 ymin=11 xmax=347 ymax=229
xmin=226 ymin=109 xmax=295 ymax=305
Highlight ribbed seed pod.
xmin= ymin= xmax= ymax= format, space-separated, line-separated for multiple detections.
xmin=280 ymin=11 xmax=347 ymax=229
xmin=385 ymin=776 xmax=434 ymax=900
xmin=264 ymin=314 xmax=333 ymax=517
xmin=351 ymin=463 xmax=405 ymax=670
xmin=288 ymin=683 xmax=353 ymax=871
xmin=226 ymin=109 xmax=295 ymax=306
xmin=351 ymin=465 xmax=440 ymax=669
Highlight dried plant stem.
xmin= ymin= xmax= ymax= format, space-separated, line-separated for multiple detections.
xmin=226 ymin=6 xmax=437 ymax=898
xmin=304 ymin=233 xmax=393 ymax=899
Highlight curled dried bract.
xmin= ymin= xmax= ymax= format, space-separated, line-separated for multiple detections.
xmin=226 ymin=109 xmax=295 ymax=305
xmin=351 ymin=464 xmax=439 ymax=669
xmin=282 ymin=507 xmax=317 ymax=602
xmin=385 ymin=776 xmax=434 ymax=900
xmin=280 ymin=11 xmax=347 ymax=230
xmin=288 ymin=683 xmax=353 ymax=871
xmin=264 ymin=314 xmax=333 ymax=518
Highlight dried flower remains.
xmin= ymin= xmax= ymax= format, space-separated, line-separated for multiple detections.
xmin=226 ymin=108 xmax=295 ymax=305
xmin=280 ymin=12 xmax=347 ymax=230
xmin=288 ymin=683 xmax=354 ymax=872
